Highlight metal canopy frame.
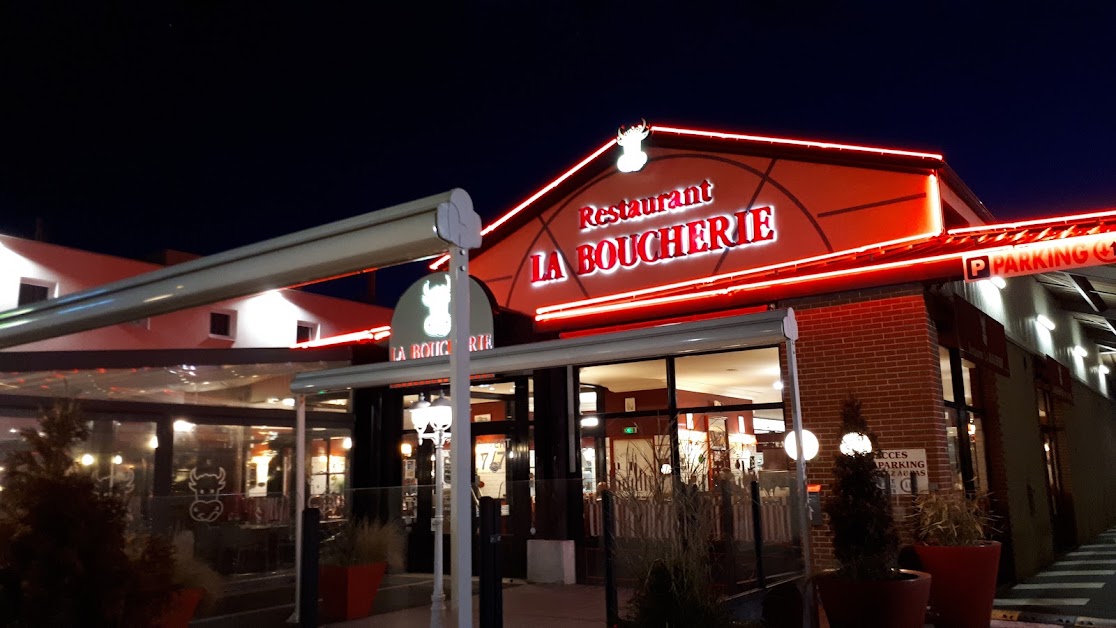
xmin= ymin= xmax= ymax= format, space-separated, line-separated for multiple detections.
xmin=291 ymin=307 xmax=815 ymax=626
xmin=0 ymin=189 xmax=481 ymax=627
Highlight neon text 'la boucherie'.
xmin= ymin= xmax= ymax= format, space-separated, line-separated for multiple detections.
xmin=530 ymin=180 xmax=777 ymax=284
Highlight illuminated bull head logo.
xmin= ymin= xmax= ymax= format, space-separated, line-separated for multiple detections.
xmin=616 ymin=120 xmax=650 ymax=173
xmin=188 ymin=467 xmax=226 ymax=522
xmin=421 ymin=276 xmax=452 ymax=338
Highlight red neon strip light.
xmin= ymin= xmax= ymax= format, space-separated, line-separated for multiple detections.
xmin=535 ymin=230 xmax=941 ymax=315
xmin=428 ymin=138 xmax=619 ymax=270
xmin=651 ymin=125 xmax=944 ymax=161
xmin=947 ymin=207 xmax=1116 ymax=235
xmin=431 ymin=125 xmax=944 ymax=272
xmin=536 ymin=232 xmax=1116 ymax=322
xmin=291 ymin=325 xmax=391 ymax=349
xmin=536 ymin=253 xmax=959 ymax=322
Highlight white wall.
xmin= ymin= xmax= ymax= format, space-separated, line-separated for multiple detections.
xmin=949 ymin=276 xmax=1109 ymax=397
xmin=0 ymin=234 xmax=391 ymax=351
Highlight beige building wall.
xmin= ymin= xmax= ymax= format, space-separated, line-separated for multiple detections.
xmin=1060 ymin=380 xmax=1116 ymax=543
xmin=992 ymin=343 xmax=1054 ymax=579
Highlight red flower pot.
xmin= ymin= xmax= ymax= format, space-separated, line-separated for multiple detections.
xmin=914 ymin=541 xmax=1001 ymax=628
xmin=319 ymin=562 xmax=388 ymax=622
xmin=156 ymin=587 xmax=204 ymax=628
xmin=816 ymin=569 xmax=932 ymax=628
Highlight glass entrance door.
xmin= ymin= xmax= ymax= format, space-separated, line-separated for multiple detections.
xmin=400 ymin=377 xmax=533 ymax=578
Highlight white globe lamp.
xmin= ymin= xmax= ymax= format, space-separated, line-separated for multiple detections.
xmin=783 ymin=429 xmax=819 ymax=462
xmin=839 ymin=432 xmax=873 ymax=456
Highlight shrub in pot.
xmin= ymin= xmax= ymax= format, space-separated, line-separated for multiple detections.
xmin=0 ymin=400 xmax=178 ymax=626
xmin=911 ymin=491 xmax=1000 ymax=628
xmin=154 ymin=534 xmax=224 ymax=628
xmin=319 ymin=517 xmax=406 ymax=621
xmin=815 ymin=395 xmax=931 ymax=628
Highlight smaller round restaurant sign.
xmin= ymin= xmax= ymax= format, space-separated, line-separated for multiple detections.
xmin=389 ymin=272 xmax=495 ymax=362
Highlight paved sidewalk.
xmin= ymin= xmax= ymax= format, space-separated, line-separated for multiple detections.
xmin=993 ymin=525 xmax=1116 ymax=626
xmin=324 ymin=582 xmax=1063 ymax=628
xmin=326 ymin=583 xmax=626 ymax=627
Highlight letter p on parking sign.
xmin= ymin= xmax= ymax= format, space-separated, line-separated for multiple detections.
xmin=964 ymin=255 xmax=990 ymax=282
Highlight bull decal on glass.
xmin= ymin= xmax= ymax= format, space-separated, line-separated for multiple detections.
xmin=421 ymin=276 xmax=452 ymax=338
xmin=188 ymin=467 xmax=226 ymax=522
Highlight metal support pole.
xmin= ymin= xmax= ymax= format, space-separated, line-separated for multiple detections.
xmin=786 ymin=336 xmax=814 ymax=628
xmin=298 ymin=508 xmax=320 ymax=628
xmin=290 ymin=395 xmax=307 ymax=623
xmin=448 ymin=245 xmax=473 ymax=628
xmin=433 ymin=431 xmax=447 ymax=611
xmin=750 ymin=479 xmax=766 ymax=589
xmin=602 ymin=491 xmax=619 ymax=628
xmin=720 ymin=480 xmax=736 ymax=592
xmin=479 ymin=496 xmax=503 ymax=628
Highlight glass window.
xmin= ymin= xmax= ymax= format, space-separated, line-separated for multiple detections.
xmin=470 ymin=382 xmax=512 ymax=422
xmin=308 ymin=429 xmax=351 ymax=519
xmin=940 ymin=346 xmax=979 ymax=407
xmin=17 ymin=281 xmax=51 ymax=306
xmin=579 ymin=359 xmax=668 ymax=412
xmin=172 ymin=422 xmax=350 ymax=524
xmin=675 ymin=347 xmax=782 ymax=407
xmin=970 ymin=415 xmax=988 ymax=493
xmin=0 ymin=416 xmax=40 ymax=498
xmin=474 ymin=435 xmax=507 ymax=500
xmin=580 ymin=435 xmax=597 ymax=494
xmin=606 ymin=413 xmax=673 ymax=496
xmin=943 ymin=408 xmax=963 ymax=490
xmin=940 ymin=346 xmax=954 ymax=402
xmin=962 ymin=358 xmax=977 ymax=407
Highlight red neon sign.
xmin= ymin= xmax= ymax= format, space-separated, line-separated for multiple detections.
xmin=577 ymin=180 xmax=714 ymax=230
xmin=650 ymin=125 xmax=944 ymax=161
xmin=428 ymin=138 xmax=619 ymax=271
xmin=291 ymin=325 xmax=391 ymax=349
xmin=528 ymin=177 xmax=777 ymax=284
xmin=962 ymin=231 xmax=1116 ymax=282
xmin=571 ymin=206 xmax=776 ymax=278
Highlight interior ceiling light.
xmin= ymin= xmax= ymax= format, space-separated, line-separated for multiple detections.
xmin=1100 ymin=365 xmax=1110 ymax=375
xmin=1073 ymin=346 xmax=1088 ymax=359
xmin=1036 ymin=315 xmax=1056 ymax=331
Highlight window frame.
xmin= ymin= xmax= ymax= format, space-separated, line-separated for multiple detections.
xmin=295 ymin=320 xmax=319 ymax=344
xmin=17 ymin=278 xmax=55 ymax=306
xmin=208 ymin=309 xmax=237 ymax=340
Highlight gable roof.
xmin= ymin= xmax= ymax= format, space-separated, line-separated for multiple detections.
xmin=430 ymin=123 xmax=951 ymax=270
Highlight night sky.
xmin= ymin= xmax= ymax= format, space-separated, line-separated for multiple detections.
xmin=3 ymin=3 xmax=1116 ymax=304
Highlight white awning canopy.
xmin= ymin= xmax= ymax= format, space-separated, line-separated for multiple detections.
xmin=291 ymin=307 xmax=798 ymax=393
xmin=0 ymin=189 xmax=479 ymax=348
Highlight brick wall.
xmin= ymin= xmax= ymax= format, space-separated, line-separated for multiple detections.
xmin=781 ymin=285 xmax=951 ymax=570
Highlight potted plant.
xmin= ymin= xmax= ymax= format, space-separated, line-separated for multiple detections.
xmin=815 ymin=395 xmax=932 ymax=628
xmin=155 ymin=533 xmax=224 ymax=628
xmin=319 ymin=517 xmax=406 ymax=622
xmin=911 ymin=491 xmax=1000 ymax=628
xmin=0 ymin=400 xmax=178 ymax=626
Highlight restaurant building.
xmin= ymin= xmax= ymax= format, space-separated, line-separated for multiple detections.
xmin=321 ymin=123 xmax=1116 ymax=586
xmin=4 ymin=123 xmax=1116 ymax=588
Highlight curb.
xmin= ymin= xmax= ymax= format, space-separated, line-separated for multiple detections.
xmin=994 ymin=608 xmax=1116 ymax=627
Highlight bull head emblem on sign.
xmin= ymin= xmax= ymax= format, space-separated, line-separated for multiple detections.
xmin=188 ymin=467 xmax=226 ymax=522
xmin=421 ymin=276 xmax=453 ymax=338
xmin=616 ymin=119 xmax=650 ymax=173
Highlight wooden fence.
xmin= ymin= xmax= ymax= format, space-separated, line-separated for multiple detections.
xmin=583 ymin=493 xmax=795 ymax=543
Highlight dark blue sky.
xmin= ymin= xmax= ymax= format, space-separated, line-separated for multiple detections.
xmin=3 ymin=2 xmax=1116 ymax=304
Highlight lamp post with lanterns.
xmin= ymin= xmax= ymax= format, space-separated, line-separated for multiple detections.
xmin=408 ymin=392 xmax=453 ymax=613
